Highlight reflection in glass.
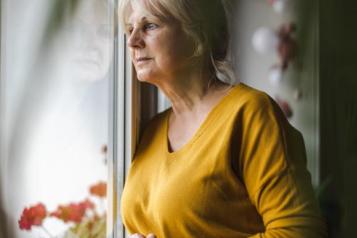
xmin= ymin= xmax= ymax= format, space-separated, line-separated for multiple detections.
xmin=1 ymin=0 xmax=114 ymax=237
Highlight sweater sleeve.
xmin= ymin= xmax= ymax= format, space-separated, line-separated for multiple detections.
xmin=237 ymin=93 xmax=327 ymax=238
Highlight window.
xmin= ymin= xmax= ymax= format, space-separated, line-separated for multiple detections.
xmin=0 ymin=0 xmax=130 ymax=237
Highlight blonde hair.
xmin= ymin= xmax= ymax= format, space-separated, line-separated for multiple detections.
xmin=118 ymin=0 xmax=235 ymax=84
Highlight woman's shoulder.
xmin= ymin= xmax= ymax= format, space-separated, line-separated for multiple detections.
xmin=228 ymin=83 xmax=281 ymax=115
xmin=234 ymin=84 xmax=298 ymax=135
xmin=224 ymin=83 xmax=293 ymax=133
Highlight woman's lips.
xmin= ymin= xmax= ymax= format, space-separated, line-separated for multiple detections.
xmin=136 ymin=57 xmax=152 ymax=65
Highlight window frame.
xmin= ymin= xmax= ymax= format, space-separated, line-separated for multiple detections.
xmin=107 ymin=1 xmax=133 ymax=237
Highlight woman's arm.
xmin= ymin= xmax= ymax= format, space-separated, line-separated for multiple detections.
xmin=238 ymin=94 xmax=327 ymax=238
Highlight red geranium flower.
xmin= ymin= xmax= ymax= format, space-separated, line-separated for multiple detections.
xmin=18 ymin=203 xmax=47 ymax=230
xmin=89 ymin=181 xmax=107 ymax=198
xmin=80 ymin=198 xmax=95 ymax=210
xmin=50 ymin=199 xmax=94 ymax=224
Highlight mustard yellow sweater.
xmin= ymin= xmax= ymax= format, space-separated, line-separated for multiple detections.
xmin=121 ymin=83 xmax=327 ymax=238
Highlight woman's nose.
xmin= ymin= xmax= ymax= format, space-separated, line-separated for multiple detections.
xmin=127 ymin=29 xmax=144 ymax=48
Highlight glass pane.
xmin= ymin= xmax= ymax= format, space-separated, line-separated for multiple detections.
xmin=1 ymin=0 xmax=115 ymax=237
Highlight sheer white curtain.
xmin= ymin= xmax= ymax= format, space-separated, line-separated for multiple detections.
xmin=1 ymin=0 xmax=116 ymax=237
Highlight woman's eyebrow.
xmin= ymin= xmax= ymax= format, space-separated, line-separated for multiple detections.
xmin=127 ymin=16 xmax=150 ymax=25
xmin=127 ymin=17 xmax=156 ymax=31
xmin=128 ymin=14 xmax=162 ymax=26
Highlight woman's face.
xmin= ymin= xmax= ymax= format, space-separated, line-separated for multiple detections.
xmin=125 ymin=1 xmax=194 ymax=85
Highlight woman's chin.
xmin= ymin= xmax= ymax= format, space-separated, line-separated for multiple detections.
xmin=136 ymin=73 xmax=157 ymax=84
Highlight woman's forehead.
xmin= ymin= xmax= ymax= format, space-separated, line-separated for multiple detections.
xmin=126 ymin=5 xmax=157 ymax=25
xmin=126 ymin=0 xmax=155 ymax=22
xmin=126 ymin=0 xmax=174 ymax=24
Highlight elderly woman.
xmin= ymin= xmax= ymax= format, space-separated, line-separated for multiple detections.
xmin=119 ymin=0 xmax=327 ymax=237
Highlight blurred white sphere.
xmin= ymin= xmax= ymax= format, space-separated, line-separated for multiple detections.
xmin=272 ymin=0 xmax=289 ymax=14
xmin=252 ymin=27 xmax=278 ymax=54
xmin=269 ymin=67 xmax=283 ymax=85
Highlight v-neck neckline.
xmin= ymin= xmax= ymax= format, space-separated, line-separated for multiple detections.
xmin=164 ymin=83 xmax=240 ymax=158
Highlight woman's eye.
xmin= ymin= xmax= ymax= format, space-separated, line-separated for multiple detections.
xmin=144 ymin=23 xmax=158 ymax=31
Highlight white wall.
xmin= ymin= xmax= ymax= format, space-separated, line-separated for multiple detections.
xmin=231 ymin=0 xmax=320 ymax=185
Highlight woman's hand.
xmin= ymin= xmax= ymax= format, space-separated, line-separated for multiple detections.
xmin=130 ymin=233 xmax=156 ymax=238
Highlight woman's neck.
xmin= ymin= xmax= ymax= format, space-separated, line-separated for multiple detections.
xmin=157 ymin=71 xmax=232 ymax=119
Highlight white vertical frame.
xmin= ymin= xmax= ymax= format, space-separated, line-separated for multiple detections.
xmin=107 ymin=0 xmax=136 ymax=237
xmin=107 ymin=0 xmax=124 ymax=236
xmin=123 ymin=37 xmax=135 ymax=238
